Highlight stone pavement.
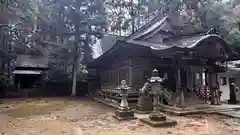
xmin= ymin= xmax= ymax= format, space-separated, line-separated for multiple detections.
xmin=212 ymin=104 xmax=240 ymax=119
xmin=218 ymin=110 xmax=240 ymax=119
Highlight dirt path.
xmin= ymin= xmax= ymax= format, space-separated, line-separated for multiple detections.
xmin=0 ymin=98 xmax=240 ymax=135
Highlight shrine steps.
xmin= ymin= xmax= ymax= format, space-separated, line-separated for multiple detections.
xmin=167 ymin=92 xmax=206 ymax=106
xmin=88 ymin=94 xmax=240 ymax=116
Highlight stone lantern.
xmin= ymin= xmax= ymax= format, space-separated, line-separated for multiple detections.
xmin=149 ymin=69 xmax=165 ymax=120
xmin=113 ymin=80 xmax=136 ymax=120
xmin=119 ymin=80 xmax=130 ymax=109
xmin=140 ymin=69 xmax=177 ymax=127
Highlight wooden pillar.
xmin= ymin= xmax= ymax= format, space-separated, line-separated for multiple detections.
xmin=176 ymin=68 xmax=185 ymax=107
xmin=211 ymin=71 xmax=220 ymax=105
xmin=117 ymin=60 xmax=120 ymax=86
xmin=187 ymin=68 xmax=193 ymax=91
xmin=175 ymin=68 xmax=180 ymax=106
xmin=192 ymin=69 xmax=196 ymax=91
xmin=215 ymin=73 xmax=220 ymax=104
xmin=208 ymin=70 xmax=215 ymax=104
xmin=129 ymin=60 xmax=133 ymax=87
xmin=204 ymin=69 xmax=208 ymax=102
xmin=199 ymin=69 xmax=203 ymax=86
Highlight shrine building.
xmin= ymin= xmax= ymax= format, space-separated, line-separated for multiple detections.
xmin=88 ymin=15 xmax=240 ymax=106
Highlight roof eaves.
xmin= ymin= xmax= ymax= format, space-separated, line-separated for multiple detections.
xmin=187 ymin=34 xmax=235 ymax=55
xmin=88 ymin=40 xmax=123 ymax=66
xmin=126 ymin=40 xmax=171 ymax=50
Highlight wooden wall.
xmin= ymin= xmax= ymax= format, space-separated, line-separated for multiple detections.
xmin=130 ymin=58 xmax=151 ymax=91
xmin=99 ymin=57 xmax=151 ymax=91
xmin=100 ymin=58 xmax=131 ymax=90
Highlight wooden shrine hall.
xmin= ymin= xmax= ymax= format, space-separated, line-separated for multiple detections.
xmin=88 ymin=15 xmax=240 ymax=108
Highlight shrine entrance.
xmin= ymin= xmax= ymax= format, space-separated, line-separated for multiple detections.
xmin=88 ymin=16 xmax=240 ymax=110
xmin=180 ymin=68 xmax=188 ymax=91
xmin=156 ymin=66 xmax=176 ymax=92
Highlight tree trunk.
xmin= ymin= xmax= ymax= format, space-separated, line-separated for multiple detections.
xmin=71 ymin=37 xmax=79 ymax=96
xmin=131 ymin=0 xmax=135 ymax=34
xmin=7 ymin=33 xmax=12 ymax=84
xmin=71 ymin=59 xmax=77 ymax=96
xmin=71 ymin=13 xmax=80 ymax=96
xmin=137 ymin=0 xmax=141 ymax=28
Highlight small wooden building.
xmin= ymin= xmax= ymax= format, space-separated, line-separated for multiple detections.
xmin=13 ymin=54 xmax=48 ymax=90
xmin=88 ymin=15 xmax=240 ymax=105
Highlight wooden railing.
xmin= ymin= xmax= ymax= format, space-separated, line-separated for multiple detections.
xmin=95 ymin=89 xmax=140 ymax=104
xmin=163 ymin=89 xmax=172 ymax=102
xmin=195 ymin=86 xmax=209 ymax=101
xmin=94 ymin=88 xmax=172 ymax=105
xmin=195 ymin=86 xmax=222 ymax=101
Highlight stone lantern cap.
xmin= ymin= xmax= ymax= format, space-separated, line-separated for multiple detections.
xmin=150 ymin=69 xmax=163 ymax=83
xmin=120 ymin=80 xmax=130 ymax=89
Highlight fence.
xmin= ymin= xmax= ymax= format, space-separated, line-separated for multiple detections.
xmin=44 ymin=81 xmax=88 ymax=96
xmin=1 ymin=81 xmax=88 ymax=98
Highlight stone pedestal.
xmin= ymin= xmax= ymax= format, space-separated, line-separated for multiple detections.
xmin=113 ymin=107 xmax=137 ymax=120
xmin=228 ymin=99 xmax=238 ymax=104
xmin=113 ymin=80 xmax=136 ymax=120
xmin=140 ymin=115 xmax=177 ymax=127
xmin=139 ymin=69 xmax=177 ymax=127
xmin=136 ymin=96 xmax=153 ymax=113
xmin=176 ymin=88 xmax=186 ymax=108
xmin=140 ymin=107 xmax=177 ymax=127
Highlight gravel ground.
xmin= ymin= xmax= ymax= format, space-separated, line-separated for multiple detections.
xmin=0 ymin=98 xmax=240 ymax=135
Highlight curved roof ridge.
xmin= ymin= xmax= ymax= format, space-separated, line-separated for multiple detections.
xmin=125 ymin=15 xmax=168 ymax=41
xmin=127 ymin=39 xmax=171 ymax=50
xmin=188 ymin=34 xmax=223 ymax=48
xmin=132 ymin=16 xmax=168 ymax=40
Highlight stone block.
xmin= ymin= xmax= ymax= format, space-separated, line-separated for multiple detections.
xmin=113 ymin=108 xmax=137 ymax=121
xmin=149 ymin=113 xmax=166 ymax=121
xmin=228 ymin=99 xmax=238 ymax=104
xmin=139 ymin=117 xmax=177 ymax=127
xmin=134 ymin=109 xmax=152 ymax=114
xmin=136 ymin=96 xmax=153 ymax=112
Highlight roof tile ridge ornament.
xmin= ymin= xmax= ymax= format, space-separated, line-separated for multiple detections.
xmin=206 ymin=28 xmax=220 ymax=35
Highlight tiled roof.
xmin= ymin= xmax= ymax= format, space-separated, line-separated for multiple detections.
xmin=125 ymin=15 xmax=168 ymax=40
xmin=89 ymin=13 xmax=240 ymax=66
xmin=125 ymin=14 xmax=204 ymax=41
xmin=15 ymin=54 xmax=48 ymax=68
xmin=100 ymin=35 xmax=126 ymax=53
xmin=165 ymin=34 xmax=207 ymax=48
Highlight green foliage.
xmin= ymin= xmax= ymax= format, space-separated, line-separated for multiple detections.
xmin=105 ymin=0 xmax=149 ymax=35
xmin=36 ymin=0 xmax=107 ymax=82
xmin=1 ymin=0 xmax=240 ymax=83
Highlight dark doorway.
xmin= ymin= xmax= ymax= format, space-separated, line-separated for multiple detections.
xmin=180 ymin=68 xmax=187 ymax=89
xmin=14 ymin=74 xmax=42 ymax=89
xmin=156 ymin=67 xmax=176 ymax=92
